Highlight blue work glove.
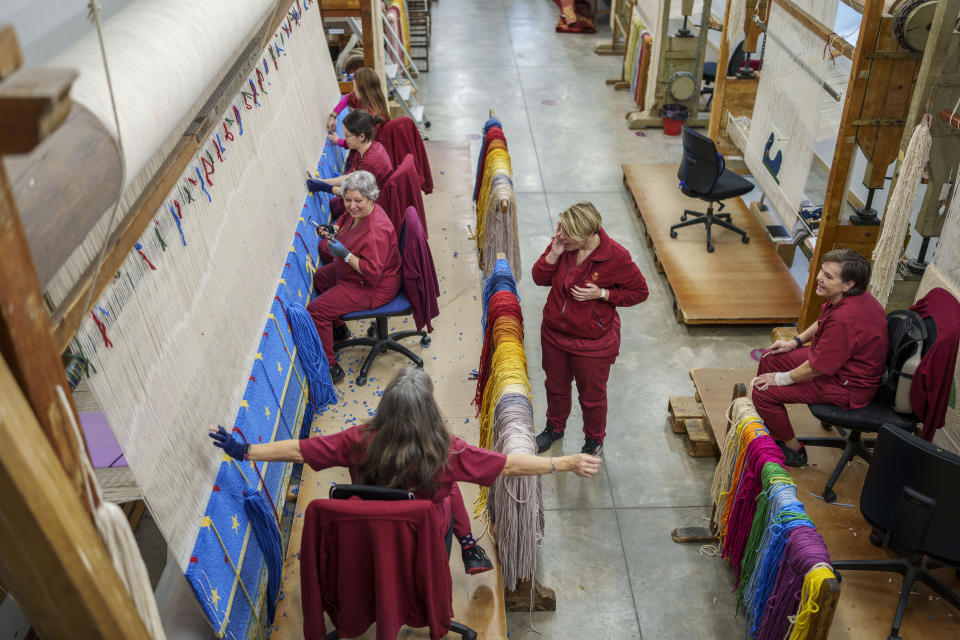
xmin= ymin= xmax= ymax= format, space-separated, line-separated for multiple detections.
xmin=208 ymin=426 xmax=248 ymax=461
xmin=327 ymin=239 xmax=351 ymax=260
xmin=306 ymin=178 xmax=334 ymax=194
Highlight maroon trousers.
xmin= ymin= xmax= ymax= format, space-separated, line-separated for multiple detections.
xmin=449 ymin=483 xmax=471 ymax=538
xmin=542 ymin=338 xmax=616 ymax=442
xmin=753 ymin=347 xmax=869 ymax=440
xmin=308 ymin=263 xmax=398 ymax=365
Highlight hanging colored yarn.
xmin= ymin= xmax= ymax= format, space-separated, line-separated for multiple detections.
xmin=787 ymin=564 xmax=836 ymax=640
xmin=474 ymin=290 xmax=524 ymax=409
xmin=242 ymin=486 xmax=283 ymax=621
xmin=285 ymin=301 xmax=337 ymax=408
xmin=474 ymin=118 xmax=505 ymax=202
xmin=481 ymin=258 xmax=519 ymax=332
xmin=709 ymin=396 xmax=837 ymax=639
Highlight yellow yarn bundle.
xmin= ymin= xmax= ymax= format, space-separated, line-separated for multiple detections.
xmin=787 ymin=564 xmax=836 ymax=639
xmin=475 ymin=148 xmax=512 ymax=255
xmin=390 ymin=0 xmax=411 ymax=61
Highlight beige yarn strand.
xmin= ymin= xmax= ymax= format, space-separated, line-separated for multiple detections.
xmin=870 ymin=115 xmax=932 ymax=306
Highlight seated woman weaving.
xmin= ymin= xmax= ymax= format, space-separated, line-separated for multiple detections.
xmin=307 ymin=109 xmax=392 ymax=197
xmin=325 ymin=66 xmax=390 ymax=139
xmin=751 ymin=249 xmax=888 ymax=466
xmin=309 ymin=170 xmax=400 ymax=383
xmin=210 ymin=368 xmax=601 ymax=574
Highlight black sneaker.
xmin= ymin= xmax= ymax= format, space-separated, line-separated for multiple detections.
xmin=461 ymin=544 xmax=493 ymax=575
xmin=581 ymin=438 xmax=603 ymax=456
xmin=778 ymin=441 xmax=807 ymax=467
xmin=329 ymin=363 xmax=345 ymax=383
xmin=535 ymin=423 xmax=564 ymax=453
xmin=332 ymin=324 xmax=350 ymax=342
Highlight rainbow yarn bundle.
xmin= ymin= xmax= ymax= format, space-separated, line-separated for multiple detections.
xmin=472 ymin=259 xmax=542 ymax=590
xmin=712 ymin=397 xmax=838 ymax=639
xmin=473 ymin=117 xmax=521 ymax=281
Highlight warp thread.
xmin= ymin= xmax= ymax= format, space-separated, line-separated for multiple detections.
xmin=870 ymin=115 xmax=932 ymax=306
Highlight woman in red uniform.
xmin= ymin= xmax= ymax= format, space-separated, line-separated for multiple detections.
xmin=532 ymin=202 xmax=649 ymax=456
xmin=325 ymin=66 xmax=391 ymax=133
xmin=307 ymin=110 xmax=393 ymax=196
xmin=752 ymin=249 xmax=888 ymax=466
xmin=210 ymin=368 xmax=600 ymax=570
xmin=308 ymin=170 xmax=400 ymax=382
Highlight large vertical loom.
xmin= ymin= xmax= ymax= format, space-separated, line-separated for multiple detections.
xmin=1 ymin=1 xmax=351 ymax=636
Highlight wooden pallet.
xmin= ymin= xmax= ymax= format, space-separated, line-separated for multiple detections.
xmin=623 ymin=163 xmax=803 ymax=325
xmin=667 ymin=396 xmax=704 ymax=433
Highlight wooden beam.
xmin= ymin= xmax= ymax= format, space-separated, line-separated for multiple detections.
xmin=809 ymin=577 xmax=841 ymax=639
xmin=0 ymin=24 xmax=23 ymax=80
xmin=0 ymin=67 xmax=77 ymax=154
xmin=0 ymin=104 xmax=88 ymax=502
xmin=797 ymin=0 xmax=887 ymax=328
xmin=707 ymin=0 xmax=734 ymax=141
xmin=0 ymin=353 xmax=150 ymax=639
xmin=771 ymin=0 xmax=854 ymax=60
xmin=50 ymin=0 xmax=294 ymax=351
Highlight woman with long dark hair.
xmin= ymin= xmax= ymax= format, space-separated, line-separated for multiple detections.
xmin=307 ymin=109 xmax=392 ymax=196
xmin=210 ymin=367 xmax=600 ymax=572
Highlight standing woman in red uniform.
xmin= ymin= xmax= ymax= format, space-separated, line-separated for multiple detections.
xmin=309 ymin=171 xmax=400 ymax=382
xmin=533 ymin=202 xmax=649 ymax=456
xmin=306 ymin=110 xmax=393 ymax=197
xmin=752 ymin=249 xmax=888 ymax=466
xmin=209 ymin=368 xmax=601 ymax=569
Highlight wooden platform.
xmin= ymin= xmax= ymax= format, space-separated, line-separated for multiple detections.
xmin=270 ymin=142 xmax=508 ymax=640
xmin=689 ymin=367 xmax=960 ymax=639
xmin=622 ymin=163 xmax=802 ymax=325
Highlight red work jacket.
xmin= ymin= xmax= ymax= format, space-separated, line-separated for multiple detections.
xmin=346 ymin=141 xmax=393 ymax=188
xmin=320 ymin=204 xmax=401 ymax=289
xmin=532 ymin=229 xmax=648 ymax=357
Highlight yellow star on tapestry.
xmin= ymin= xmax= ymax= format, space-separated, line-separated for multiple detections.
xmin=298 ymin=288 xmax=303 ymax=299
xmin=231 ymin=514 xmax=240 ymax=533
xmin=201 ymin=516 xmax=212 ymax=528
xmin=277 ymin=361 xmax=283 ymax=373
xmin=240 ymin=399 xmax=249 ymax=410
xmin=255 ymin=352 xmax=263 ymax=361
xmin=211 ymin=588 xmax=220 ymax=609
xmin=279 ymin=278 xmax=286 ymax=285
xmin=299 ymin=216 xmax=304 ymax=223
xmin=265 ymin=405 xmax=271 ymax=418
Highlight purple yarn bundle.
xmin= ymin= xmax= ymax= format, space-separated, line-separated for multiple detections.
xmin=722 ymin=437 xmax=784 ymax=579
xmin=755 ymin=526 xmax=832 ymax=639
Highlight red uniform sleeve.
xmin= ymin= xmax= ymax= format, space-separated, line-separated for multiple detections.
xmin=298 ymin=426 xmax=364 ymax=471
xmin=350 ymin=213 xmax=396 ymax=286
xmin=808 ymin=312 xmax=855 ymax=376
xmin=607 ymin=251 xmax=648 ymax=307
xmin=445 ymin=436 xmax=507 ymax=486
xmin=532 ymin=243 xmax=560 ymax=286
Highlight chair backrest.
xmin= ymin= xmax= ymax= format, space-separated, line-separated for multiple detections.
xmin=727 ymin=41 xmax=748 ymax=77
xmin=329 ymin=483 xmax=415 ymax=501
xmin=878 ymin=310 xmax=934 ymax=414
xmin=380 ymin=153 xmax=422 ymax=230
xmin=677 ymin=126 xmax=723 ymax=196
xmin=378 ymin=117 xmax=433 ymax=194
xmin=860 ymin=425 xmax=960 ymax=565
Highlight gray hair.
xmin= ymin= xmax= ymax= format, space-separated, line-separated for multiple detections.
xmin=341 ymin=170 xmax=379 ymax=201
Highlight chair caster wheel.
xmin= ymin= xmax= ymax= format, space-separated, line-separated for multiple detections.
xmin=869 ymin=530 xmax=883 ymax=547
xmin=707 ymin=244 xmax=715 ymax=253
xmin=823 ymin=489 xmax=837 ymax=503
xmin=356 ymin=376 xmax=367 ymax=387
xmin=421 ymin=335 xmax=431 ymax=346
xmin=742 ymin=236 xmax=750 ymax=244
xmin=669 ymin=230 xmax=678 ymax=238
xmin=680 ymin=214 xmax=688 ymax=221
xmin=424 ymin=121 xmax=432 ymax=128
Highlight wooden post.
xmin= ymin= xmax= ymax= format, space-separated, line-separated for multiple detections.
xmin=796 ymin=0 xmax=887 ymax=328
xmin=707 ymin=0 xmax=734 ymax=141
xmin=808 ymin=577 xmax=841 ymax=639
xmin=0 ymin=354 xmax=150 ymax=638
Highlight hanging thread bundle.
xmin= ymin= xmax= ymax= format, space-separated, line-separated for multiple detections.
xmin=869 ymin=115 xmax=932 ymax=306
xmin=474 ymin=117 xmax=521 ymax=281
xmin=711 ymin=396 xmax=836 ymax=639
xmin=472 ymin=258 xmax=544 ymax=591
xmin=622 ymin=9 xmax=652 ymax=109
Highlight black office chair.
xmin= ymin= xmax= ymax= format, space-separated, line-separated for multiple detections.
xmin=334 ymin=220 xmax=430 ymax=386
xmin=321 ymin=484 xmax=478 ymax=640
xmin=832 ymin=425 xmax=960 ymax=640
xmin=701 ymin=41 xmax=747 ymax=109
xmin=670 ymin=127 xmax=752 ymax=252
xmin=800 ymin=312 xmax=936 ymax=503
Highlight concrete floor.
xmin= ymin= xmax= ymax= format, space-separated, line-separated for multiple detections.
xmin=418 ymin=1 xmax=776 ymax=638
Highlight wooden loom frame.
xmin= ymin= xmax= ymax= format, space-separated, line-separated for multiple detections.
xmin=708 ymin=0 xmax=929 ymax=329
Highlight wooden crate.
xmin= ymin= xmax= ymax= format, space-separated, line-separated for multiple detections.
xmin=683 ymin=418 xmax=716 ymax=457
xmin=667 ymin=396 xmax=705 ymax=434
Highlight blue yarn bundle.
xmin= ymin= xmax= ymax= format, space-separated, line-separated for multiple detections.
xmin=243 ymin=487 xmax=283 ymax=620
xmin=286 ymin=302 xmax=337 ymax=407
xmin=473 ymin=117 xmax=503 ymax=202
xmin=744 ymin=484 xmax=814 ymax=637
xmin=481 ymin=258 xmax=519 ymax=333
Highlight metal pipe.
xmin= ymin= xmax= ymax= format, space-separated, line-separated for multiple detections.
xmin=752 ymin=14 xmax=843 ymax=101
